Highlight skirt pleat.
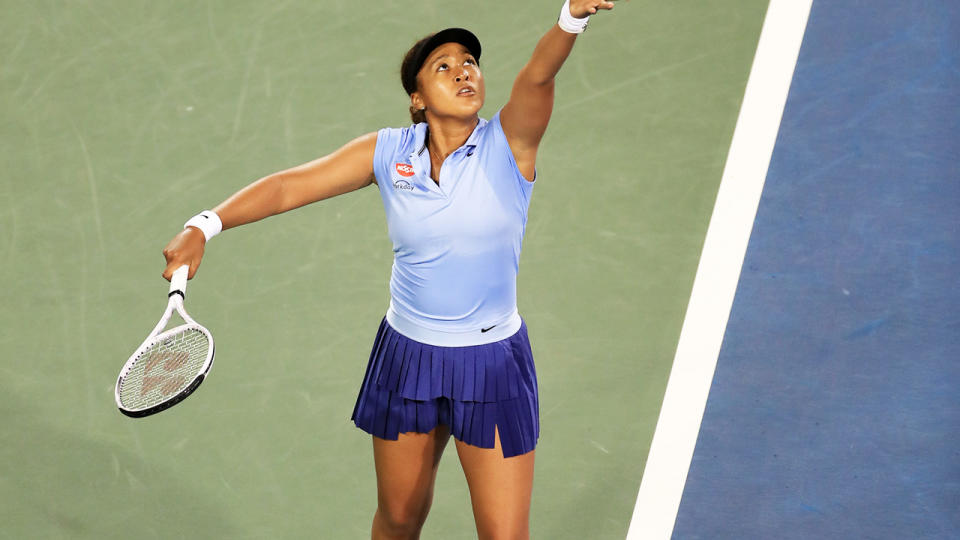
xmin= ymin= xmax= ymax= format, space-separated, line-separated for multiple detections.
xmin=452 ymin=347 xmax=466 ymax=399
xmin=413 ymin=347 xmax=428 ymax=401
xmin=384 ymin=336 xmax=405 ymax=389
xmin=460 ymin=401 xmax=474 ymax=443
xmin=398 ymin=342 xmax=417 ymax=397
xmin=495 ymin=346 xmax=510 ymax=401
xmin=473 ymin=347 xmax=486 ymax=401
xmin=495 ymin=399 xmax=518 ymax=457
xmin=460 ymin=349 xmax=474 ymax=401
xmin=442 ymin=349 xmax=454 ymax=396
xmin=351 ymin=317 xmax=539 ymax=458
xmin=430 ymin=348 xmax=444 ymax=398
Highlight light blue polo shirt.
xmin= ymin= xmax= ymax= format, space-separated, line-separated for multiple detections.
xmin=374 ymin=111 xmax=535 ymax=346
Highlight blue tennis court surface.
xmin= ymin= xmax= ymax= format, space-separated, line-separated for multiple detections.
xmin=673 ymin=1 xmax=959 ymax=538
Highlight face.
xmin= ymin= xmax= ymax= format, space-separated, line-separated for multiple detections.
xmin=411 ymin=42 xmax=485 ymax=120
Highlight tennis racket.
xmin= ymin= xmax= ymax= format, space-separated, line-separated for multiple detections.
xmin=115 ymin=265 xmax=215 ymax=417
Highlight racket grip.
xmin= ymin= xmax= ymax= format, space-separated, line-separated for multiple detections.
xmin=169 ymin=265 xmax=189 ymax=298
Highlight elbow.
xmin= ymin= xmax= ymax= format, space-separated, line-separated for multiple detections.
xmin=271 ymin=172 xmax=293 ymax=214
xmin=531 ymin=77 xmax=556 ymax=90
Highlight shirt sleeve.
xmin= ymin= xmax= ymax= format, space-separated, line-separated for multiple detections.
xmin=373 ymin=127 xmax=404 ymax=187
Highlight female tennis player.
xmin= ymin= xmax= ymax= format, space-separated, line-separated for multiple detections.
xmin=162 ymin=1 xmax=616 ymax=538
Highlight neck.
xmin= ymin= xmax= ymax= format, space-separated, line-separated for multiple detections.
xmin=425 ymin=114 xmax=479 ymax=158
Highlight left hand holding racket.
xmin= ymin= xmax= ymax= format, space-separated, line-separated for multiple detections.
xmin=115 ymin=265 xmax=215 ymax=417
xmin=162 ymin=225 xmax=206 ymax=281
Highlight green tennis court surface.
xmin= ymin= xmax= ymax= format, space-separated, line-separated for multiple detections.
xmin=0 ymin=1 xmax=767 ymax=537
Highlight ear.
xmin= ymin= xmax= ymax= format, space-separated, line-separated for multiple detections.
xmin=410 ymin=92 xmax=426 ymax=112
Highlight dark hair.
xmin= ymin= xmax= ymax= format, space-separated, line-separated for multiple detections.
xmin=401 ymin=34 xmax=434 ymax=124
xmin=409 ymin=106 xmax=427 ymax=125
xmin=400 ymin=28 xmax=482 ymax=124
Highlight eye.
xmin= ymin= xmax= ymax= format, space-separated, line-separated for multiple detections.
xmin=465 ymin=58 xmax=476 ymax=66
xmin=437 ymin=63 xmax=448 ymax=72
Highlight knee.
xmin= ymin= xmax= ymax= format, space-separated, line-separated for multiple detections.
xmin=478 ymin=527 xmax=529 ymax=540
xmin=476 ymin=514 xmax=529 ymax=540
xmin=374 ymin=501 xmax=430 ymax=537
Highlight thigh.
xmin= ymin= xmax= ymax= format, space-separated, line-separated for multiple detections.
xmin=373 ymin=424 xmax=452 ymax=516
xmin=455 ymin=427 xmax=535 ymax=540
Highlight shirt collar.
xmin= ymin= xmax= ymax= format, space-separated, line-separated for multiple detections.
xmin=413 ymin=117 xmax=487 ymax=158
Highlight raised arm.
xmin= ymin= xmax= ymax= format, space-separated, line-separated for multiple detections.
xmin=500 ymin=0 xmax=615 ymax=179
xmin=162 ymin=132 xmax=378 ymax=280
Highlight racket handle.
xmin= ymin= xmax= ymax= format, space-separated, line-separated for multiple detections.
xmin=169 ymin=265 xmax=189 ymax=298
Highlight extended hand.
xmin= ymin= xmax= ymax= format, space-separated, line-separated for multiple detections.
xmin=568 ymin=0 xmax=617 ymax=18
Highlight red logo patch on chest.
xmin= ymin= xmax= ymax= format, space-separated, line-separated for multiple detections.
xmin=395 ymin=163 xmax=415 ymax=177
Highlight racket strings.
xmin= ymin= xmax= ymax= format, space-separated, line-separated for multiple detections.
xmin=119 ymin=328 xmax=211 ymax=411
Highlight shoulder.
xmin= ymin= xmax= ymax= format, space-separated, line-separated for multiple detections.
xmin=475 ymin=111 xmax=510 ymax=148
xmin=376 ymin=123 xmax=424 ymax=156
xmin=474 ymin=112 xmax=513 ymax=160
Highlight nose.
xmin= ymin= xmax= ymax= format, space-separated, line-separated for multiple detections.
xmin=455 ymin=68 xmax=470 ymax=83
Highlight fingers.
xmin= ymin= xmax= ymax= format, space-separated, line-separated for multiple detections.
xmin=592 ymin=1 xmax=616 ymax=13
xmin=161 ymin=227 xmax=206 ymax=281
xmin=571 ymin=0 xmax=616 ymax=17
xmin=162 ymin=256 xmax=201 ymax=281
xmin=162 ymin=260 xmax=200 ymax=281
xmin=161 ymin=263 xmax=175 ymax=282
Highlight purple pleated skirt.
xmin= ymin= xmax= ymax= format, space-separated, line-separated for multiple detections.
xmin=351 ymin=317 xmax=540 ymax=458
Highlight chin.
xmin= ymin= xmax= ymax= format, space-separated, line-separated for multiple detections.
xmin=436 ymin=104 xmax=483 ymax=120
xmin=460 ymin=98 xmax=484 ymax=116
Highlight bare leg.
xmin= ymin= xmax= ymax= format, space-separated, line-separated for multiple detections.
xmin=455 ymin=427 xmax=535 ymax=540
xmin=371 ymin=424 xmax=451 ymax=540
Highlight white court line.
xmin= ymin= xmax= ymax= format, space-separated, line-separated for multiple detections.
xmin=625 ymin=1 xmax=813 ymax=539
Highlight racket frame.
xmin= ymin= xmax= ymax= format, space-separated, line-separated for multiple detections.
xmin=115 ymin=266 xmax=216 ymax=418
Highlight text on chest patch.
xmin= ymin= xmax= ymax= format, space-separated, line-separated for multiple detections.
xmin=395 ymin=162 xmax=415 ymax=177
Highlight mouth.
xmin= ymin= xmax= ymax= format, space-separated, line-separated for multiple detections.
xmin=456 ymin=85 xmax=476 ymax=97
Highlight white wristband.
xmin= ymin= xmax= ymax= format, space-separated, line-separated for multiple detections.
xmin=558 ymin=0 xmax=590 ymax=34
xmin=183 ymin=210 xmax=223 ymax=242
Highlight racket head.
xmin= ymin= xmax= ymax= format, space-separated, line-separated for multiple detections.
xmin=115 ymin=322 xmax=215 ymax=417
